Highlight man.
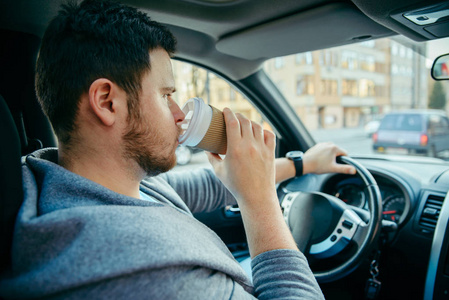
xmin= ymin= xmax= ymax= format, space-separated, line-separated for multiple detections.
xmin=0 ymin=0 xmax=355 ymax=298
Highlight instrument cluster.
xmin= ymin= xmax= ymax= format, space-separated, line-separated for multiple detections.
xmin=325 ymin=175 xmax=409 ymax=225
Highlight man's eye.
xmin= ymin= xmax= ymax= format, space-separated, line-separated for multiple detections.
xmin=163 ymin=94 xmax=173 ymax=106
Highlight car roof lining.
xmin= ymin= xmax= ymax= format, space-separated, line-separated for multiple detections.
xmin=216 ymin=2 xmax=394 ymax=61
xmin=0 ymin=0 xmax=447 ymax=80
xmin=166 ymin=25 xmax=265 ymax=80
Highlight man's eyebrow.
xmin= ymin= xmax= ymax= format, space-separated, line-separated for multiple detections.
xmin=162 ymin=87 xmax=176 ymax=93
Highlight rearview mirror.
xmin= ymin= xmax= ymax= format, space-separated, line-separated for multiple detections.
xmin=431 ymin=54 xmax=449 ymax=80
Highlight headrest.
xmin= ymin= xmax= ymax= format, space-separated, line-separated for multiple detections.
xmin=0 ymin=29 xmax=57 ymax=155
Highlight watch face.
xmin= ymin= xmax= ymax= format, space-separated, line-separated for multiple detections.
xmin=287 ymin=151 xmax=303 ymax=159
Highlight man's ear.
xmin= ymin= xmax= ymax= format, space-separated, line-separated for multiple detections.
xmin=88 ymin=78 xmax=123 ymax=126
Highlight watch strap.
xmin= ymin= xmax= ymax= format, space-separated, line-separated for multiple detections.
xmin=286 ymin=151 xmax=304 ymax=177
xmin=292 ymin=157 xmax=303 ymax=177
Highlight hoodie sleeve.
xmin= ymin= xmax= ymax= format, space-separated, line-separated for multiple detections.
xmin=36 ymin=250 xmax=324 ymax=300
xmin=159 ymin=168 xmax=237 ymax=214
xmin=250 ymin=249 xmax=325 ymax=299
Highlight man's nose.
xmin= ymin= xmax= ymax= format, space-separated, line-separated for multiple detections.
xmin=171 ymin=100 xmax=185 ymax=123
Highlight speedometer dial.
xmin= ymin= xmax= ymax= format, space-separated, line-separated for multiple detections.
xmin=335 ymin=184 xmax=366 ymax=207
xmin=383 ymin=195 xmax=405 ymax=223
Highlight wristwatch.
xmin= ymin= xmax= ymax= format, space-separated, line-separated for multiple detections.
xmin=286 ymin=151 xmax=304 ymax=177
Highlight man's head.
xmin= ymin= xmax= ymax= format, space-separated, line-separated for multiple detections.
xmin=36 ymin=0 xmax=185 ymax=177
xmin=35 ymin=0 xmax=176 ymax=145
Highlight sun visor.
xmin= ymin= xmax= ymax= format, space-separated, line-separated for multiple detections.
xmin=216 ymin=3 xmax=393 ymax=60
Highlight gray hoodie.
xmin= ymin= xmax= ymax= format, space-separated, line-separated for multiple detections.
xmin=0 ymin=148 xmax=324 ymax=299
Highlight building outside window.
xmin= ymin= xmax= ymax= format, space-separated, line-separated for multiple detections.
xmin=274 ymin=57 xmax=285 ymax=69
xmin=341 ymin=51 xmax=358 ymax=70
xmin=342 ymin=79 xmax=358 ymax=96
xmin=320 ymin=79 xmax=338 ymax=95
xmin=296 ymin=75 xmax=314 ymax=95
xmin=295 ymin=52 xmax=313 ymax=65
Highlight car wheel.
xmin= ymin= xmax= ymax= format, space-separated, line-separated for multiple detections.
xmin=175 ymin=146 xmax=193 ymax=165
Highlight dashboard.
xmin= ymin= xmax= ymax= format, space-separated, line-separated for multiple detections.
xmin=281 ymin=156 xmax=449 ymax=234
xmin=197 ymin=154 xmax=449 ymax=299
xmin=277 ymin=155 xmax=449 ymax=299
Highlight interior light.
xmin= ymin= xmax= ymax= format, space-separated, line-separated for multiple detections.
xmin=404 ymin=3 xmax=449 ymax=26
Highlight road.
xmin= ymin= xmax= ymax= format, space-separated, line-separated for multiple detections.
xmin=310 ymin=127 xmax=375 ymax=156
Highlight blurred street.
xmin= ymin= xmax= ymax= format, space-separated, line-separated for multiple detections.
xmin=172 ymin=126 xmax=449 ymax=172
xmin=310 ymin=127 xmax=375 ymax=156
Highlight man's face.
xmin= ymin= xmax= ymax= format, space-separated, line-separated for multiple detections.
xmin=122 ymin=48 xmax=185 ymax=176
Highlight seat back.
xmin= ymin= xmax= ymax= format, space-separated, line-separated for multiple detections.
xmin=0 ymin=29 xmax=58 ymax=273
xmin=0 ymin=94 xmax=23 ymax=272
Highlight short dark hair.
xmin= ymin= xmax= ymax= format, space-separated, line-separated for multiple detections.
xmin=35 ymin=0 xmax=176 ymax=144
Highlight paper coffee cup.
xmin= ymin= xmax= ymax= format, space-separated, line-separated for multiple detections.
xmin=178 ymin=97 xmax=227 ymax=154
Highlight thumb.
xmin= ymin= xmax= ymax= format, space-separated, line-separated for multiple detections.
xmin=206 ymin=152 xmax=222 ymax=168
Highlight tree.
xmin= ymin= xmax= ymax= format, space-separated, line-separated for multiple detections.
xmin=189 ymin=66 xmax=210 ymax=103
xmin=428 ymin=81 xmax=447 ymax=110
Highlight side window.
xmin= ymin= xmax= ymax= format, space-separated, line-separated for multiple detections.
xmin=171 ymin=60 xmax=272 ymax=169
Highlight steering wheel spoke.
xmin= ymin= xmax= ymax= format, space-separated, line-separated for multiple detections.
xmin=309 ymin=209 xmax=366 ymax=258
xmin=279 ymin=156 xmax=382 ymax=283
xmin=351 ymin=217 xmax=371 ymax=250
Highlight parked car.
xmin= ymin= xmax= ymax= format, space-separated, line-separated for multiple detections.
xmin=373 ymin=110 xmax=449 ymax=157
xmin=1 ymin=0 xmax=449 ymax=299
xmin=364 ymin=119 xmax=381 ymax=137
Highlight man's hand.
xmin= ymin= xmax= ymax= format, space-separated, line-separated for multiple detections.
xmin=207 ymin=108 xmax=298 ymax=257
xmin=206 ymin=108 xmax=276 ymax=205
xmin=303 ymin=142 xmax=356 ymax=175
xmin=275 ymin=142 xmax=356 ymax=183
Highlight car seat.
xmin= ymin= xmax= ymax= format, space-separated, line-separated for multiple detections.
xmin=0 ymin=94 xmax=23 ymax=273
xmin=0 ymin=29 xmax=58 ymax=274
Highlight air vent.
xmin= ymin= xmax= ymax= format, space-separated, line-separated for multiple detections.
xmin=418 ymin=195 xmax=445 ymax=233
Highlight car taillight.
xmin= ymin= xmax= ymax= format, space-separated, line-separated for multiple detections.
xmin=372 ymin=132 xmax=378 ymax=143
xmin=420 ymin=134 xmax=428 ymax=146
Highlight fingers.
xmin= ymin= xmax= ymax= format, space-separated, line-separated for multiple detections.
xmin=223 ymin=108 xmax=269 ymax=145
xmin=236 ymin=113 xmax=252 ymax=138
xmin=332 ymin=163 xmax=356 ymax=175
xmin=206 ymin=151 xmax=223 ymax=172
xmin=333 ymin=145 xmax=349 ymax=157
xmin=327 ymin=144 xmax=355 ymax=174
xmin=206 ymin=151 xmax=221 ymax=163
xmin=222 ymin=108 xmax=241 ymax=144
xmin=303 ymin=142 xmax=355 ymax=175
xmin=264 ymin=129 xmax=276 ymax=149
xmin=252 ymin=122 xmax=264 ymax=141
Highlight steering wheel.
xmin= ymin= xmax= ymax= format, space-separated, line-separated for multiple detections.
xmin=278 ymin=156 xmax=382 ymax=283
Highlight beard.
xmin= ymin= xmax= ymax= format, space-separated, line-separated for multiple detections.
xmin=122 ymin=108 xmax=179 ymax=177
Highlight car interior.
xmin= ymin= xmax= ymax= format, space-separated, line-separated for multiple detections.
xmin=1 ymin=0 xmax=449 ymax=299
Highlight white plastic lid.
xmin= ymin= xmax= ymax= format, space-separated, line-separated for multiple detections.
xmin=178 ymin=97 xmax=212 ymax=147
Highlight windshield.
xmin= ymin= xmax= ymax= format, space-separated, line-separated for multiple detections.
xmin=264 ymin=36 xmax=449 ymax=159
